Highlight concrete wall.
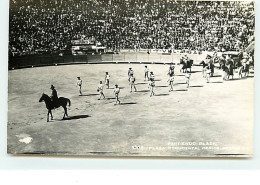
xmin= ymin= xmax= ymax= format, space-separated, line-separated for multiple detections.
xmin=9 ymin=52 xmax=208 ymax=69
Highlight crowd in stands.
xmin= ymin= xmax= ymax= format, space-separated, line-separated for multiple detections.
xmin=9 ymin=0 xmax=255 ymax=56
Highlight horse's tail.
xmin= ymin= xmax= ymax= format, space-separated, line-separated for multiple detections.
xmin=67 ymin=99 xmax=71 ymax=107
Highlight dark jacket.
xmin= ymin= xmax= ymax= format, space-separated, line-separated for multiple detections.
xmin=51 ymin=89 xmax=58 ymax=101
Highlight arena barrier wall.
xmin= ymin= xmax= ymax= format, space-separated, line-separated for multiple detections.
xmin=9 ymin=52 xmax=210 ymax=70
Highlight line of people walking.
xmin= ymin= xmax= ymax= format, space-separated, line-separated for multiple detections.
xmin=73 ymin=64 xmax=191 ymax=105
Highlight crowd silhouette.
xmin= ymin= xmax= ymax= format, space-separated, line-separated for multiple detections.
xmin=9 ymin=0 xmax=255 ymax=56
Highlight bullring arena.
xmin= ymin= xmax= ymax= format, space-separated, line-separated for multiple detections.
xmin=8 ymin=0 xmax=255 ymax=157
xmin=8 ymin=52 xmax=254 ymax=157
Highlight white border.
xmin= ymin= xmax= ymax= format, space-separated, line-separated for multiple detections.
xmin=1 ymin=0 xmax=260 ymax=170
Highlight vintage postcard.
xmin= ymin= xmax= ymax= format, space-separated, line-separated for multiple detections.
xmin=8 ymin=0 xmax=254 ymax=157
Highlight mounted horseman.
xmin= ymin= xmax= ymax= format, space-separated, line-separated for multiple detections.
xmin=39 ymin=85 xmax=71 ymax=122
xmin=180 ymin=54 xmax=193 ymax=73
xmin=50 ymin=85 xmax=59 ymax=108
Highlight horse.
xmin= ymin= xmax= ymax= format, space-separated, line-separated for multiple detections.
xmin=39 ymin=93 xmax=71 ymax=122
xmin=209 ymin=62 xmax=215 ymax=77
xmin=226 ymin=62 xmax=234 ymax=80
xmin=242 ymin=61 xmax=250 ymax=77
xmin=236 ymin=58 xmax=249 ymax=78
xmin=222 ymin=65 xmax=229 ymax=81
xmin=200 ymin=59 xmax=215 ymax=77
xmin=180 ymin=59 xmax=193 ymax=73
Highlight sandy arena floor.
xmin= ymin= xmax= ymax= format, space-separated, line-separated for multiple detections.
xmin=7 ymin=64 xmax=254 ymax=157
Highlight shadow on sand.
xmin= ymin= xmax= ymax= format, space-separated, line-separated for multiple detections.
xmin=63 ymin=115 xmax=90 ymax=120
xmin=211 ymin=81 xmax=223 ymax=83
xmin=137 ymin=90 xmax=150 ymax=93
xmin=155 ymin=94 xmax=169 ymax=96
xmin=190 ymin=85 xmax=204 ymax=88
xmin=156 ymin=85 xmax=168 ymax=88
xmin=175 ymin=89 xmax=188 ymax=91
xmin=136 ymin=82 xmax=147 ymax=85
xmin=176 ymin=82 xmax=187 ymax=85
xmin=119 ymin=102 xmax=137 ymax=105
xmin=81 ymin=94 xmax=99 ymax=96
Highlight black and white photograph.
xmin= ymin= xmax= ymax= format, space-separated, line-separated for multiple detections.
xmin=7 ymin=0 xmax=255 ymax=157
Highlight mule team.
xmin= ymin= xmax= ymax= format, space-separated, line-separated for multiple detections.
xmin=200 ymin=52 xmax=253 ymax=82
xmin=39 ymin=53 xmax=253 ymax=122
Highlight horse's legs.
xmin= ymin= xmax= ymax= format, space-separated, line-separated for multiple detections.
xmin=47 ymin=110 xmax=53 ymax=122
xmin=50 ymin=110 xmax=53 ymax=120
xmin=238 ymin=67 xmax=242 ymax=78
xmin=63 ymin=106 xmax=68 ymax=119
xmin=246 ymin=68 xmax=249 ymax=77
xmin=47 ymin=110 xmax=50 ymax=122
xmin=65 ymin=107 xmax=68 ymax=117
xmin=63 ymin=108 xmax=65 ymax=119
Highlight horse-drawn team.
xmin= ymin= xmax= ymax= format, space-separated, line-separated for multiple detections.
xmin=200 ymin=51 xmax=253 ymax=82
xmin=39 ymin=52 xmax=254 ymax=122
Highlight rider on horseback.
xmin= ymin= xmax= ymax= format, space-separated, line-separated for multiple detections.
xmin=50 ymin=85 xmax=59 ymax=108
xmin=39 ymin=86 xmax=71 ymax=122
